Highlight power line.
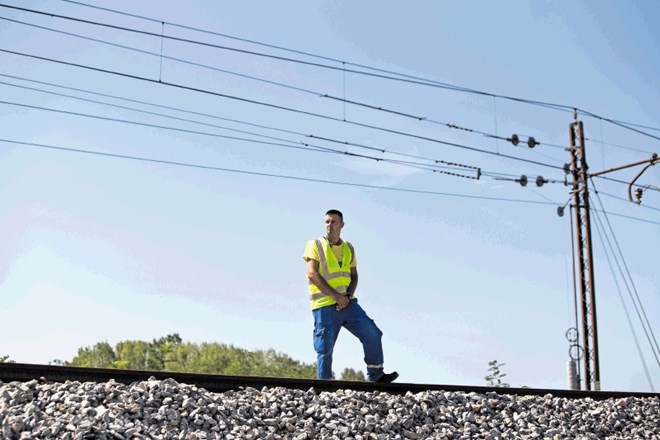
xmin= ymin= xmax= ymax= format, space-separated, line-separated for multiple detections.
xmin=0 ymin=14 xmax=567 ymax=157
xmin=585 ymin=137 xmax=656 ymax=156
xmin=2 ymin=6 xmax=655 ymax=194
xmin=596 ymin=190 xmax=660 ymax=213
xmin=0 ymin=98 xmax=483 ymax=180
xmin=0 ymin=73 xmax=559 ymax=184
xmin=0 ymin=74 xmax=531 ymax=182
xmin=0 ymin=73 xmax=496 ymax=176
xmin=4 ymin=137 xmax=657 ymax=224
xmin=3 ymin=54 xmax=653 ymax=193
xmin=54 ymin=0 xmax=660 ymax=138
xmin=3 ymin=2 xmax=659 ymax=141
xmin=0 ymin=137 xmax=558 ymax=205
xmin=0 ymin=76 xmax=491 ymax=179
xmin=0 ymin=49 xmax=566 ymax=173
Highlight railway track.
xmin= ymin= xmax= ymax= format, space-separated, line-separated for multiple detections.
xmin=1 ymin=362 xmax=657 ymax=401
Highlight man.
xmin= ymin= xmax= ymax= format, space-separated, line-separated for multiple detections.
xmin=303 ymin=209 xmax=398 ymax=382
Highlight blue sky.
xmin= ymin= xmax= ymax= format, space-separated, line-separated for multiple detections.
xmin=1 ymin=0 xmax=658 ymax=392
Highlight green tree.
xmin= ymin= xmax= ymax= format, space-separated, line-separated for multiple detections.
xmin=65 ymin=335 xmax=319 ymax=378
xmin=0 ymin=354 xmax=12 ymax=363
xmin=115 ymin=340 xmax=150 ymax=369
xmin=485 ymin=360 xmax=510 ymax=387
xmin=339 ymin=367 xmax=366 ymax=381
xmin=69 ymin=342 xmax=117 ymax=368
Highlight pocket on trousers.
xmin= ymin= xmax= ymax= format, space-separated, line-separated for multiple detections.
xmin=313 ymin=326 xmax=330 ymax=355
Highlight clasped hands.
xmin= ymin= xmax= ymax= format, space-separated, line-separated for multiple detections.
xmin=334 ymin=292 xmax=351 ymax=311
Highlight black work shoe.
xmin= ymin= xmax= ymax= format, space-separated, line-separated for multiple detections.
xmin=375 ymin=371 xmax=399 ymax=383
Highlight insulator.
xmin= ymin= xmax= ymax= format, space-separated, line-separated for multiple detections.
xmin=510 ymin=134 xmax=519 ymax=146
xmin=527 ymin=137 xmax=538 ymax=148
xmin=518 ymin=175 xmax=528 ymax=187
xmin=567 ymin=360 xmax=579 ymax=390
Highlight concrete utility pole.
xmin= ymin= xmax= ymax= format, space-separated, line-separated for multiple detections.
xmin=568 ymin=119 xmax=601 ymax=391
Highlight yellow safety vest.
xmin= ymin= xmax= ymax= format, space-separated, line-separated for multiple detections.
xmin=308 ymin=238 xmax=355 ymax=310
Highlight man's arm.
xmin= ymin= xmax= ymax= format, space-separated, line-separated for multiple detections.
xmin=347 ymin=267 xmax=358 ymax=298
xmin=306 ymin=258 xmax=350 ymax=310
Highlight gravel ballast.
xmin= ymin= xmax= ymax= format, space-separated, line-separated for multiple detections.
xmin=1 ymin=377 xmax=658 ymax=439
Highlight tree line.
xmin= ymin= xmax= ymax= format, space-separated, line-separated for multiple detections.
xmin=51 ymin=334 xmax=366 ymax=381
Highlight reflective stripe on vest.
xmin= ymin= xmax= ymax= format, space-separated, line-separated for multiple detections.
xmin=308 ymin=238 xmax=354 ymax=309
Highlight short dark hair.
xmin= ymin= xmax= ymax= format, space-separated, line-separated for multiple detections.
xmin=325 ymin=209 xmax=343 ymax=220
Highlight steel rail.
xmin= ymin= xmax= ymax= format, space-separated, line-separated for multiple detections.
xmin=1 ymin=363 xmax=657 ymax=401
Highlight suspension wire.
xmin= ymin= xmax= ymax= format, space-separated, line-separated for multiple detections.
xmin=0 ymin=138 xmax=558 ymax=205
xmin=0 ymin=78 xmax=490 ymax=178
xmin=0 ymin=49 xmax=566 ymax=173
xmin=590 ymin=205 xmax=656 ymax=391
xmin=3 ymin=3 xmax=660 ymax=141
xmin=0 ymin=16 xmax=320 ymax=96
xmin=587 ymin=211 xmax=659 ymax=226
xmin=590 ymin=179 xmax=660 ymax=366
xmin=597 ymin=175 xmax=660 ymax=193
xmin=585 ymin=137 xmax=656 ymax=156
xmin=13 ymin=61 xmax=653 ymax=197
xmin=0 ymin=73 xmax=516 ymax=180
xmin=56 ymin=0 xmax=660 ymax=139
xmin=596 ymin=190 xmax=660 ymax=212
xmin=3 ymin=22 xmax=654 ymax=189
xmin=0 ymin=98 xmax=482 ymax=178
xmin=0 ymin=73 xmax=305 ymax=137
xmin=1 ymin=14 xmax=564 ymax=153
xmin=0 ymin=58 xmax=653 ymax=191
xmin=579 ymin=109 xmax=660 ymax=142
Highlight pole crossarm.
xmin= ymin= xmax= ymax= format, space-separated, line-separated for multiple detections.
xmin=589 ymin=153 xmax=658 ymax=178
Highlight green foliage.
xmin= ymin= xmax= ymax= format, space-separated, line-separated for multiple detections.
xmin=65 ymin=333 xmax=320 ymax=379
xmin=0 ymin=354 xmax=12 ymax=363
xmin=70 ymin=341 xmax=116 ymax=368
xmin=339 ymin=367 xmax=366 ymax=381
xmin=485 ymin=359 xmax=510 ymax=387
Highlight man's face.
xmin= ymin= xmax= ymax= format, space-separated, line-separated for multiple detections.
xmin=325 ymin=214 xmax=344 ymax=241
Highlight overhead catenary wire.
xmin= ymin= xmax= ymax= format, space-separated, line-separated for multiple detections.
xmin=3 ymin=5 xmax=656 ymax=169
xmin=2 ymin=2 xmax=659 ymax=143
xmin=596 ymin=190 xmax=660 ymax=213
xmin=0 ymin=138 xmax=557 ymax=205
xmin=0 ymin=49 xmax=567 ymax=174
xmin=0 ymin=75 xmax=492 ymax=178
xmin=0 ymin=98 xmax=483 ymax=179
xmin=585 ymin=137 xmax=656 ymax=156
xmin=49 ymin=0 xmax=660 ymax=140
xmin=2 ymin=52 xmax=655 ymax=193
xmin=3 ymin=7 xmax=656 ymax=184
xmin=0 ymin=74 xmax=559 ymax=184
xmin=1 ymin=135 xmax=656 ymax=225
xmin=0 ymin=77 xmax=494 ymax=179
xmin=0 ymin=13 xmax=567 ymax=156
xmin=1 ymin=3 xmax=656 ymax=195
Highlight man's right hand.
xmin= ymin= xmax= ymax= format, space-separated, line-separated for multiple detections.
xmin=334 ymin=294 xmax=350 ymax=311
